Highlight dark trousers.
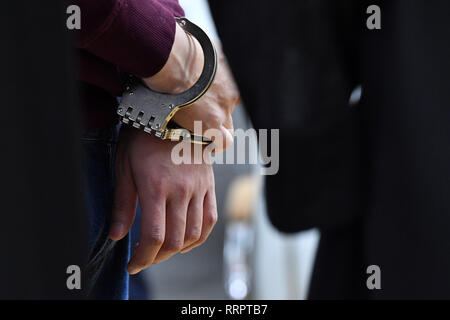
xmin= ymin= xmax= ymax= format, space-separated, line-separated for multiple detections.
xmin=81 ymin=127 xmax=130 ymax=299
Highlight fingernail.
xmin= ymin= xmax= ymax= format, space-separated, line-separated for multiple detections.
xmin=109 ymin=222 xmax=125 ymax=240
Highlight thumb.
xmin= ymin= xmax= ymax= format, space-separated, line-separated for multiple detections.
xmin=110 ymin=155 xmax=138 ymax=240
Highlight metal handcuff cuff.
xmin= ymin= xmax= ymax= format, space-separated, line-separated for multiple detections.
xmin=117 ymin=17 xmax=217 ymax=145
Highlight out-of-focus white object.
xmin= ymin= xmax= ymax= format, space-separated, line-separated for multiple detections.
xmin=224 ymin=222 xmax=254 ymax=299
xmin=179 ymin=0 xmax=219 ymax=40
xmin=253 ymin=197 xmax=320 ymax=300
xmin=349 ymin=85 xmax=362 ymax=106
xmin=223 ymin=175 xmax=261 ymax=299
xmin=223 ymin=173 xmax=320 ymax=300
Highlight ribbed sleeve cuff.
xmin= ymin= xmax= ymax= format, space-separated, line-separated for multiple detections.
xmin=78 ymin=0 xmax=184 ymax=78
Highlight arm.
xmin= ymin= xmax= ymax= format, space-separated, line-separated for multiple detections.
xmin=75 ymin=0 xmax=183 ymax=77
xmin=76 ymin=1 xmax=238 ymax=150
xmin=110 ymin=26 xmax=239 ymax=273
xmin=78 ymin=1 xmax=239 ymax=273
xmin=110 ymin=21 xmax=239 ymax=274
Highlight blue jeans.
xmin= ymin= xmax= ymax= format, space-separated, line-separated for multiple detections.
xmin=81 ymin=127 xmax=130 ymax=299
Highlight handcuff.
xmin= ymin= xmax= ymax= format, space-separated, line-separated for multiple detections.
xmin=117 ymin=17 xmax=217 ymax=145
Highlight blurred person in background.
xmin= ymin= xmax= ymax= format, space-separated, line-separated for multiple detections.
xmin=210 ymin=0 xmax=450 ymax=299
xmin=75 ymin=0 xmax=239 ymax=299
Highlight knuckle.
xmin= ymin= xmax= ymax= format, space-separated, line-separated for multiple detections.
xmin=205 ymin=115 xmax=222 ymax=129
xmin=185 ymin=229 xmax=201 ymax=243
xmin=152 ymin=181 xmax=167 ymax=197
xmin=232 ymin=91 xmax=240 ymax=103
xmin=163 ymin=238 xmax=184 ymax=253
xmin=142 ymin=231 xmax=165 ymax=246
xmin=175 ymin=183 xmax=191 ymax=198
xmin=205 ymin=210 xmax=218 ymax=227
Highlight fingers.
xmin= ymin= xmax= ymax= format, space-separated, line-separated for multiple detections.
xmin=204 ymin=124 xmax=234 ymax=154
xmin=127 ymin=194 xmax=166 ymax=275
xmin=181 ymin=189 xmax=218 ymax=253
xmin=129 ymin=184 xmax=216 ymax=273
xmin=181 ymin=194 xmax=204 ymax=250
xmin=127 ymin=185 xmax=216 ymax=273
xmin=110 ymin=155 xmax=138 ymax=241
xmin=152 ymin=191 xmax=190 ymax=264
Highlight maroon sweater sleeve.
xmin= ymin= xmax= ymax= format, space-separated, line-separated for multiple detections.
xmin=75 ymin=0 xmax=184 ymax=78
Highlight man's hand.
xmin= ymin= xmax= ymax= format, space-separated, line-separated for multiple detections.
xmin=143 ymin=22 xmax=240 ymax=153
xmin=109 ymin=127 xmax=218 ymax=275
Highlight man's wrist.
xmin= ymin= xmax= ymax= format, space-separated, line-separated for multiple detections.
xmin=143 ymin=22 xmax=204 ymax=94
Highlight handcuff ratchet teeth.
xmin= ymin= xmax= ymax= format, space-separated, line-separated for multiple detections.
xmin=117 ymin=17 xmax=217 ymax=145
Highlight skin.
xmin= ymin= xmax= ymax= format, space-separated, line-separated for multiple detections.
xmin=109 ymin=22 xmax=240 ymax=274
xmin=144 ymin=23 xmax=240 ymax=152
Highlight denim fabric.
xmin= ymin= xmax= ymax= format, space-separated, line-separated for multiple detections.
xmin=128 ymin=205 xmax=152 ymax=300
xmin=81 ymin=127 xmax=130 ymax=300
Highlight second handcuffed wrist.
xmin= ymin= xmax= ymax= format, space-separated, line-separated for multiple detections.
xmin=117 ymin=17 xmax=217 ymax=145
